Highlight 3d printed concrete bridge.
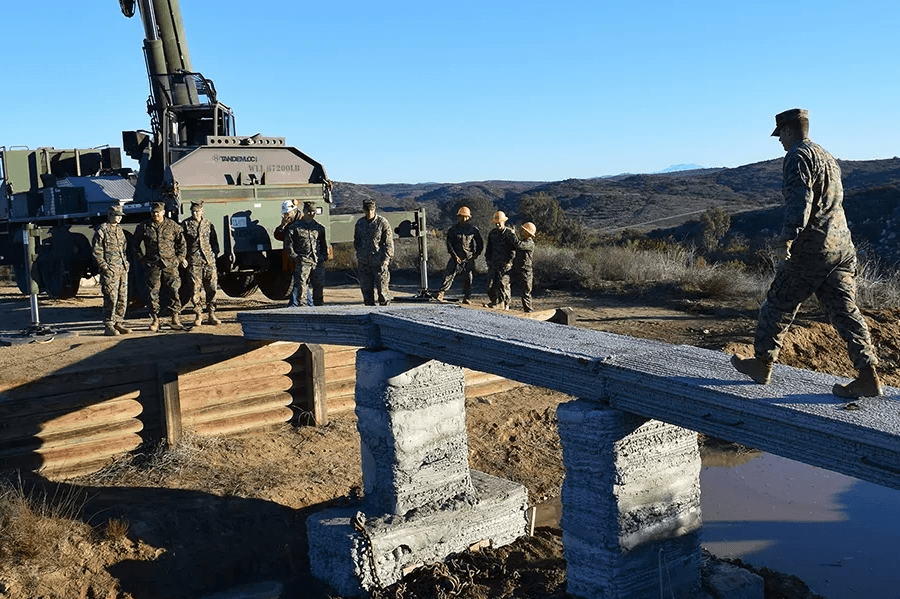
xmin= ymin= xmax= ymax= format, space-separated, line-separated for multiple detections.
xmin=237 ymin=305 xmax=900 ymax=598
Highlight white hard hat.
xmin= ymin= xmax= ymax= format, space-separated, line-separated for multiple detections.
xmin=281 ymin=200 xmax=295 ymax=214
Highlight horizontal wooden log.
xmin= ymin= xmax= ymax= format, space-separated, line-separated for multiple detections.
xmin=0 ymin=418 xmax=144 ymax=456
xmin=325 ymin=379 xmax=356 ymax=399
xmin=189 ymin=407 xmax=293 ymax=437
xmin=182 ymin=392 xmax=293 ymax=426
xmin=178 ymin=361 xmax=293 ymax=392
xmin=0 ymin=382 xmax=155 ymax=423
xmin=325 ymin=364 xmax=356 ymax=383
xmin=0 ymin=433 xmax=145 ymax=476
xmin=39 ymin=454 xmax=129 ymax=480
xmin=2 ymin=398 xmax=144 ymax=442
xmin=326 ymin=394 xmax=357 ymax=415
xmin=179 ymin=376 xmax=294 ymax=411
xmin=176 ymin=341 xmax=302 ymax=377
xmin=466 ymin=379 xmax=525 ymax=398
xmin=322 ymin=346 xmax=358 ymax=369
xmin=0 ymin=363 xmax=157 ymax=403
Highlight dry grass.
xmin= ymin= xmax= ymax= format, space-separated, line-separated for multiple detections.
xmin=78 ymin=432 xmax=294 ymax=499
xmin=0 ymin=478 xmax=91 ymax=564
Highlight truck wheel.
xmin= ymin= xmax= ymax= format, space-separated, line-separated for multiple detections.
xmin=257 ymin=271 xmax=294 ymax=301
xmin=37 ymin=259 xmax=82 ymax=299
xmin=219 ymin=272 xmax=258 ymax=298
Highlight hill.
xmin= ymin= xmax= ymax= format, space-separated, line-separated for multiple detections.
xmin=331 ymin=157 xmax=900 ymax=262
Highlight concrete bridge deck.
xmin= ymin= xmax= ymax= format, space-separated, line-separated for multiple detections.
xmin=239 ymin=304 xmax=900 ymax=490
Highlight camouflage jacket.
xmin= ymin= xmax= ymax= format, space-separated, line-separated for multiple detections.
xmin=485 ymin=226 xmax=518 ymax=268
xmin=780 ymin=138 xmax=854 ymax=259
xmin=354 ymin=215 xmax=394 ymax=265
xmin=446 ymin=222 xmax=484 ymax=262
xmin=273 ymin=210 xmax=300 ymax=242
xmin=135 ymin=218 xmax=186 ymax=268
xmin=91 ymin=223 xmax=129 ymax=272
xmin=513 ymin=237 xmax=535 ymax=272
xmin=182 ymin=217 xmax=219 ymax=266
xmin=286 ymin=218 xmax=328 ymax=265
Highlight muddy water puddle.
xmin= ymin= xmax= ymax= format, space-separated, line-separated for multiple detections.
xmin=534 ymin=451 xmax=900 ymax=599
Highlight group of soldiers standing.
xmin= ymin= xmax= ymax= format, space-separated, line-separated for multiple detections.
xmin=434 ymin=206 xmax=537 ymax=312
xmin=90 ymin=200 xmax=220 ymax=336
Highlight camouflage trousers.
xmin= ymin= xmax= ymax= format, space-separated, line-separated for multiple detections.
xmin=515 ymin=267 xmax=533 ymax=312
xmin=439 ymin=258 xmax=475 ymax=297
xmin=755 ymin=254 xmax=878 ymax=368
xmin=358 ymin=261 xmax=391 ymax=306
xmin=145 ymin=264 xmax=182 ymax=317
xmin=486 ymin=263 xmax=512 ymax=307
xmin=99 ymin=266 xmax=128 ymax=326
xmin=188 ymin=262 xmax=217 ymax=314
xmin=293 ymin=260 xmax=325 ymax=307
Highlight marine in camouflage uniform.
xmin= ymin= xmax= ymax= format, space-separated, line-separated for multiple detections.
xmin=182 ymin=201 xmax=220 ymax=326
xmin=354 ymin=199 xmax=394 ymax=306
xmin=513 ymin=222 xmax=537 ymax=312
xmin=732 ymin=109 xmax=881 ymax=399
xmin=484 ymin=211 xmax=518 ymax=309
xmin=286 ymin=202 xmax=329 ymax=306
xmin=91 ymin=205 xmax=131 ymax=336
xmin=435 ymin=206 xmax=483 ymax=303
xmin=135 ymin=202 xmax=187 ymax=332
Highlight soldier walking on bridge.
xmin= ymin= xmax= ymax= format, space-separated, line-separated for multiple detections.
xmin=484 ymin=211 xmax=518 ymax=310
xmin=182 ymin=201 xmax=220 ymax=326
xmin=354 ymin=199 xmax=394 ymax=306
xmin=731 ymin=109 xmax=882 ymax=399
xmin=135 ymin=202 xmax=187 ymax=332
xmin=286 ymin=202 xmax=329 ymax=306
xmin=434 ymin=206 xmax=483 ymax=304
xmin=91 ymin=204 xmax=131 ymax=336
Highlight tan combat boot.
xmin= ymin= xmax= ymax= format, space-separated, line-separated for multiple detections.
xmin=148 ymin=315 xmax=160 ymax=333
xmin=434 ymin=291 xmax=445 ymax=301
xmin=170 ymin=313 xmax=184 ymax=331
xmin=730 ymin=355 xmax=773 ymax=385
xmin=833 ymin=366 xmax=882 ymax=399
xmin=193 ymin=311 xmax=203 ymax=327
xmin=104 ymin=324 xmax=119 ymax=337
xmin=114 ymin=322 xmax=132 ymax=334
xmin=207 ymin=310 xmax=221 ymax=325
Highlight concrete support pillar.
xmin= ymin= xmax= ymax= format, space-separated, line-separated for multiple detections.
xmin=307 ymin=349 xmax=528 ymax=597
xmin=557 ymin=400 xmax=702 ymax=599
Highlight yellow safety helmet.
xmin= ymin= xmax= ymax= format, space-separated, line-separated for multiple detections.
xmin=521 ymin=222 xmax=537 ymax=238
xmin=457 ymin=206 xmax=471 ymax=218
xmin=492 ymin=211 xmax=508 ymax=224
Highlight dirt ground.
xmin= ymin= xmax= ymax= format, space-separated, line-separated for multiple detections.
xmin=3 ymin=277 xmax=897 ymax=599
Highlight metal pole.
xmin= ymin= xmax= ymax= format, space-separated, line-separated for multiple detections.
xmin=417 ymin=209 xmax=428 ymax=294
xmin=23 ymin=223 xmax=40 ymax=326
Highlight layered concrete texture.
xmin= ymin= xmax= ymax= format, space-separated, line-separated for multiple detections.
xmin=558 ymin=400 xmax=702 ymax=599
xmin=307 ymin=470 xmax=527 ymax=596
xmin=354 ymin=349 xmax=474 ymax=515
xmin=307 ymin=349 xmax=528 ymax=596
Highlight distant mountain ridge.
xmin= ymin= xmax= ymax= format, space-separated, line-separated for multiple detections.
xmin=331 ymin=157 xmax=900 ymax=263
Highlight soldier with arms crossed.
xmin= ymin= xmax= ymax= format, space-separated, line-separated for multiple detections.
xmin=135 ymin=202 xmax=187 ymax=332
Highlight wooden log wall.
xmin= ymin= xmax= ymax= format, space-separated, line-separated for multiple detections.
xmin=0 ymin=336 xmax=528 ymax=479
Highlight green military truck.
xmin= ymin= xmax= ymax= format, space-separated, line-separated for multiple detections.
xmin=0 ymin=0 xmax=424 ymax=303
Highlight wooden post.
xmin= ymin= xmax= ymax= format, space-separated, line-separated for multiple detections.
xmin=158 ymin=365 xmax=182 ymax=446
xmin=303 ymin=343 xmax=328 ymax=426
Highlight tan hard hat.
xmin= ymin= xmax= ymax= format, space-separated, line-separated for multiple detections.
xmin=457 ymin=206 xmax=471 ymax=218
xmin=492 ymin=211 xmax=508 ymax=223
xmin=521 ymin=222 xmax=537 ymax=238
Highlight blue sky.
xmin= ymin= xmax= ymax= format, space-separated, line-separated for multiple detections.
xmin=2 ymin=1 xmax=898 ymax=184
